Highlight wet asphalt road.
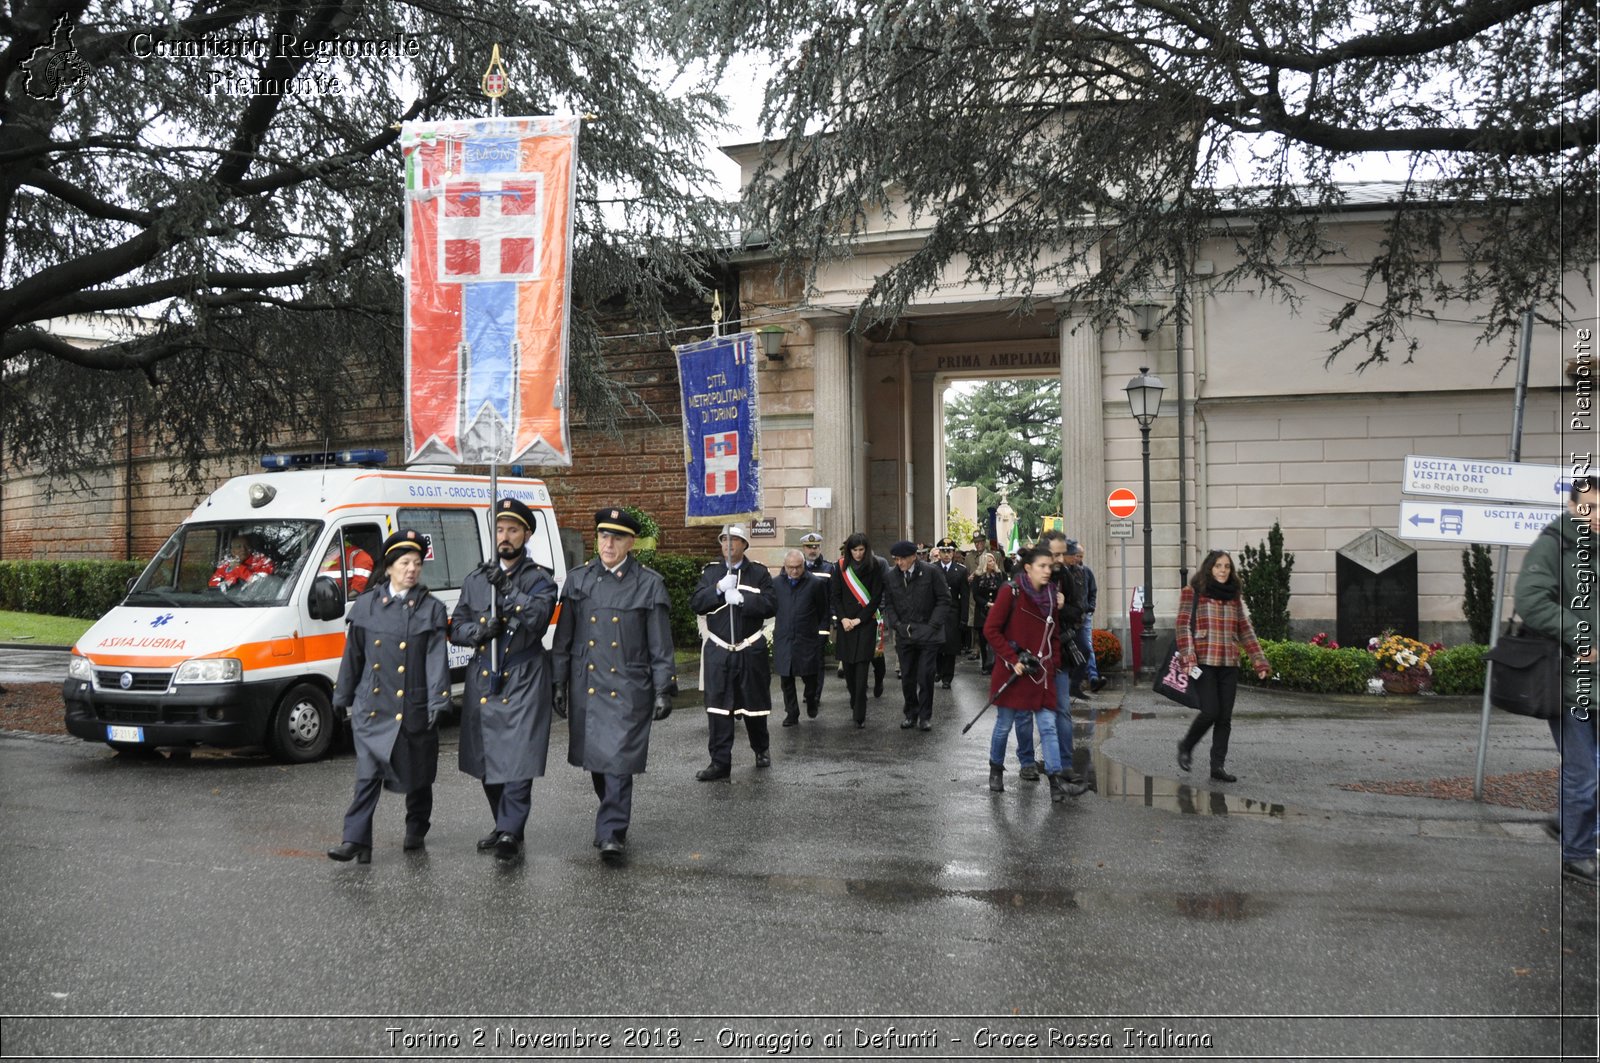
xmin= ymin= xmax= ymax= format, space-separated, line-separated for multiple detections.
xmin=1 ymin=663 xmax=1595 ymax=1061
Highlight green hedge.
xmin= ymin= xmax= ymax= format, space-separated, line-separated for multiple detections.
xmin=1430 ymin=643 xmax=1487 ymax=695
xmin=1246 ymin=639 xmax=1378 ymax=694
xmin=0 ymin=560 xmax=147 ymax=620
xmin=635 ymin=549 xmax=712 ymax=648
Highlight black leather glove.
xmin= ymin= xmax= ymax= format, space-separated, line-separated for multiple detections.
xmin=480 ymin=615 xmax=507 ymax=641
xmin=552 ymin=682 xmax=568 ymax=719
xmin=652 ymin=692 xmax=673 ymax=721
xmin=480 ymin=560 xmax=509 ymax=591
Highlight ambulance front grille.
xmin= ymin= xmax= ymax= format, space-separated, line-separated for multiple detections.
xmin=93 ymin=670 xmax=174 ymax=693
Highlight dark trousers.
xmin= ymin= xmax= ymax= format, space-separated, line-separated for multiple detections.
xmin=936 ymin=649 xmax=958 ymax=683
xmin=899 ymin=643 xmax=939 ymax=722
xmin=841 ymin=661 xmax=870 ymax=722
xmin=780 ymin=672 xmax=822 ymax=719
xmin=708 ymin=711 xmax=770 ymax=767
xmin=341 ymin=776 xmax=432 ymax=847
xmin=873 ymin=655 xmax=885 ymax=692
xmin=590 ymin=772 xmax=634 ymax=845
xmin=1181 ymin=665 xmax=1240 ymax=768
xmin=481 ymin=779 xmax=532 ymax=840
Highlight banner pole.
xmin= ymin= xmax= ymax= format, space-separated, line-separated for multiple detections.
xmin=488 ymin=462 xmax=501 ymax=691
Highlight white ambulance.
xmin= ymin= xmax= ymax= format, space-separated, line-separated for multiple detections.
xmin=64 ymin=451 xmax=576 ymax=762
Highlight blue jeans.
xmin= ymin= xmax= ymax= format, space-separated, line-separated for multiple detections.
xmin=1081 ymin=613 xmax=1099 ymax=682
xmin=1548 ymin=708 xmax=1599 ymax=863
xmin=991 ymin=706 xmax=1061 ymax=775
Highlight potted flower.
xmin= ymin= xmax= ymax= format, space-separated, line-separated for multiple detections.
xmin=1369 ymin=631 xmax=1434 ymax=694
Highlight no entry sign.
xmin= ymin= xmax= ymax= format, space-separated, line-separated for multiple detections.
xmin=1107 ymin=489 xmax=1138 ymax=519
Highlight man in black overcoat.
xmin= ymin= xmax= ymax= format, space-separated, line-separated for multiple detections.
xmin=689 ymin=525 xmax=777 ymax=779
xmin=879 ymin=539 xmax=953 ymax=730
xmin=773 ymin=548 xmax=830 ymax=726
xmin=450 ymin=498 xmax=558 ymax=862
xmin=933 ymin=537 xmax=970 ymax=687
xmin=551 ymin=507 xmax=677 ymax=863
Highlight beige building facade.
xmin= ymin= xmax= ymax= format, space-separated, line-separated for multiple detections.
xmin=724 ymin=146 xmax=1588 ymax=641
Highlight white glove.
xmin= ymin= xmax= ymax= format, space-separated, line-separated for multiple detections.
xmin=723 ymin=587 xmax=745 ymax=606
xmin=716 ymin=572 xmax=738 ymax=594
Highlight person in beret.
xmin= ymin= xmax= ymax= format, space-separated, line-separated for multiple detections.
xmin=450 ymin=498 xmax=558 ymax=862
xmin=327 ymin=529 xmax=450 ymax=863
xmin=933 ymin=537 xmax=970 ymax=687
xmin=689 ymin=524 xmax=777 ymax=779
xmin=551 ymin=508 xmax=677 ymax=862
xmin=880 ymin=539 xmax=953 ymax=730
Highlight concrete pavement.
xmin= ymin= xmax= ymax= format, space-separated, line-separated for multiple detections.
xmin=0 ymin=655 xmax=1594 ymax=1060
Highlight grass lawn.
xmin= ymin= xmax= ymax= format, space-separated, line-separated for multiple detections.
xmin=0 ymin=610 xmax=93 ymax=647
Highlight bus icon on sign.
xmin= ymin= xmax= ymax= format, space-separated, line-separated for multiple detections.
xmin=1440 ymin=509 xmax=1464 ymax=535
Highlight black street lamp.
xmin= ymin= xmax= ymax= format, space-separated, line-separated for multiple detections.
xmin=1124 ymin=366 xmax=1165 ymax=674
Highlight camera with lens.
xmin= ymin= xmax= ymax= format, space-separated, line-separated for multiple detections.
xmin=1015 ymin=648 xmax=1044 ymax=677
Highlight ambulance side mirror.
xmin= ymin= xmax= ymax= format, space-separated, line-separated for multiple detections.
xmin=309 ymin=576 xmax=345 ymax=621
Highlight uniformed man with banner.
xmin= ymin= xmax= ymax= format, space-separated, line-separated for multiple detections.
xmin=690 ymin=526 xmax=777 ymax=779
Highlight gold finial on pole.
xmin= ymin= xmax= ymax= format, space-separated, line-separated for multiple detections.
xmin=711 ymin=290 xmax=724 ymax=338
xmin=482 ymin=44 xmax=509 ymax=115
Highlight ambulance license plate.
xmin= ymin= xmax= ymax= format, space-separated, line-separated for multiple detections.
xmin=106 ymin=725 xmax=144 ymax=744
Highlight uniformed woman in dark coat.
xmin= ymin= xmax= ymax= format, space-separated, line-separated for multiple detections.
xmin=327 ymin=529 xmax=450 ymax=863
xmin=830 ymin=532 xmax=885 ymax=728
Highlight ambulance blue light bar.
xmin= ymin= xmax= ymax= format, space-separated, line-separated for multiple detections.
xmin=261 ymin=449 xmax=388 ymax=470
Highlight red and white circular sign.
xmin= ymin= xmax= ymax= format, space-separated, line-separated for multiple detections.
xmin=1107 ymin=489 xmax=1138 ymax=519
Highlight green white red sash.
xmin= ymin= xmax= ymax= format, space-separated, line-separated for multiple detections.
xmin=842 ymin=563 xmax=871 ymax=607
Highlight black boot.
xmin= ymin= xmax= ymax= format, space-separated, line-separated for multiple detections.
xmin=988 ymin=763 xmax=1005 ymax=792
xmin=1047 ymin=773 xmax=1069 ymax=803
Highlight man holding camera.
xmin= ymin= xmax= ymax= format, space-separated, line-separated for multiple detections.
xmin=450 ymin=498 xmax=558 ymax=862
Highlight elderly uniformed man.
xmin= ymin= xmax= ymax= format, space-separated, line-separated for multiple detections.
xmin=934 ymin=537 xmax=971 ymax=688
xmin=552 ymin=508 xmax=677 ymax=862
xmin=690 ymin=524 xmax=777 ymax=779
xmin=327 ymin=529 xmax=450 ymax=863
xmin=450 ymin=498 xmax=558 ymax=862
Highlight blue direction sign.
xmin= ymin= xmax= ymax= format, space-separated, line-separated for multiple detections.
xmin=1398 ymin=500 xmax=1561 ymax=547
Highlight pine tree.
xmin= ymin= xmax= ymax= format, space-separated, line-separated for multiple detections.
xmin=1461 ymin=544 xmax=1496 ymax=644
xmin=1238 ymin=522 xmax=1294 ymax=641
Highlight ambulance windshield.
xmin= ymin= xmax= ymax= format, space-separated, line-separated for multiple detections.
xmin=126 ymin=521 xmax=323 ymax=607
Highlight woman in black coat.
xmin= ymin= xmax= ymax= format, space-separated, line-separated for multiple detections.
xmin=969 ymin=552 xmax=1005 ymax=673
xmin=327 ymin=530 xmax=450 ymax=864
xmin=830 ymin=532 xmax=886 ymax=728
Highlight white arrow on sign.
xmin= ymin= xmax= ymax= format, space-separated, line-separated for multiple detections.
xmin=1403 ymin=454 xmax=1569 ymax=505
xmin=1398 ymin=500 xmax=1562 ymax=547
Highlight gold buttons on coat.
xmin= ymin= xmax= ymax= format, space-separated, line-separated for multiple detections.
xmin=587 ymin=687 xmax=595 ymax=694
xmin=588 ymin=640 xmax=595 ymax=647
xmin=395 ymin=689 xmax=404 ymax=697
xmin=612 ymin=617 xmax=619 ymax=623
xmin=398 ymin=641 xmax=406 ymax=649
xmin=610 ymin=641 xmax=618 ymax=648
xmin=590 ymin=615 xmax=597 ymax=623
xmin=373 ymin=639 xmax=381 ymax=646
xmin=397 ymin=666 xmax=405 ymax=674
xmin=482 ymin=670 xmax=489 ymax=678
xmin=395 ymin=713 xmax=403 ymax=721
xmin=610 ymin=691 xmax=617 ymax=698
xmin=587 ymin=664 xmax=595 ymax=671
xmin=372 ymin=663 xmax=380 ymax=669
xmin=480 ymin=697 xmax=488 ymax=704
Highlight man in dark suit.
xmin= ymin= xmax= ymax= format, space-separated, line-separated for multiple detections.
xmin=933 ymin=537 xmax=970 ymax=688
xmin=880 ymin=539 xmax=952 ymax=731
xmin=773 ymin=548 xmax=830 ymax=726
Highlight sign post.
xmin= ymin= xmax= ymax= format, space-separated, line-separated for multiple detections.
xmin=1106 ymin=497 xmax=1137 ymax=672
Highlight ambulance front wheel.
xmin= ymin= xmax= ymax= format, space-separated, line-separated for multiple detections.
xmin=267 ymin=683 xmax=334 ymax=763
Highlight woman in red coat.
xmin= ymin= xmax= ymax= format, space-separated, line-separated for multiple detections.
xmin=982 ymin=545 xmax=1072 ymax=802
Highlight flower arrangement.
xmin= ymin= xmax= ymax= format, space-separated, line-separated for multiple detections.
xmin=1092 ymin=628 xmax=1122 ymax=669
xmin=1309 ymin=631 xmax=1339 ymax=649
xmin=1369 ymin=631 xmax=1433 ymax=674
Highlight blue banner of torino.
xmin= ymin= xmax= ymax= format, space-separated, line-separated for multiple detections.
xmin=675 ymin=331 xmax=762 ymax=525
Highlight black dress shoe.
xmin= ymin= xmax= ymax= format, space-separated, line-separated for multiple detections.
xmin=939 ymin=680 xmax=952 ymax=689
xmin=900 ymin=718 xmax=917 ymax=729
xmin=873 ymin=678 xmax=884 ymax=697
xmin=755 ymin=750 xmax=772 ymax=768
xmin=476 ymin=830 xmax=499 ymax=852
xmin=1090 ymin=677 xmax=1108 ymax=693
xmin=492 ymin=833 xmax=522 ymax=861
xmin=918 ymin=719 xmax=932 ymax=731
xmin=600 ymin=838 xmax=626 ymax=863
xmin=327 ymin=842 xmax=371 ymax=864
xmin=403 ymin=834 xmax=426 ymax=852
xmin=1210 ymin=768 xmax=1238 ymax=783
xmin=695 ymin=763 xmax=731 ymax=781
xmin=1177 ymin=743 xmax=1192 ymax=772
xmin=855 ymin=719 xmax=866 ymax=729
xmin=806 ymin=702 xmax=819 ymax=718
xmin=781 ymin=714 xmax=799 ymax=728
xmin=1562 ymin=857 xmax=1598 ymax=885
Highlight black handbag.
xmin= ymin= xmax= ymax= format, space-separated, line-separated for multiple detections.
xmin=1151 ymin=602 xmax=1202 ymax=710
xmin=1483 ymin=625 xmax=1562 ymax=720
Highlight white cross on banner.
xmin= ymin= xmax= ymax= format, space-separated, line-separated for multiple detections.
xmin=704 ymin=432 xmax=739 ymax=496
xmin=438 ymin=175 xmax=545 ymax=284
